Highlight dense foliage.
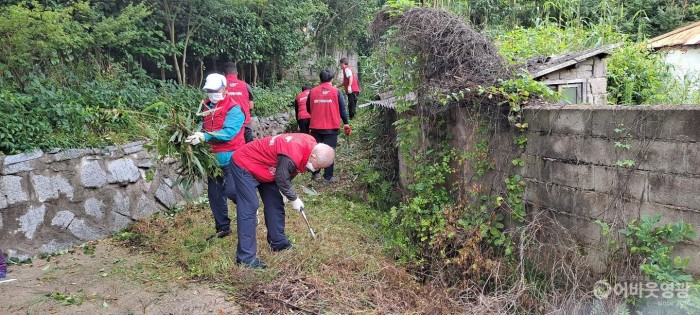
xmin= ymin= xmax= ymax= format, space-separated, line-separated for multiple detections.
xmin=0 ymin=0 xmax=379 ymax=154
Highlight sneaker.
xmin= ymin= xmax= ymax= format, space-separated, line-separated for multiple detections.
xmin=271 ymin=243 xmax=293 ymax=252
xmin=237 ymin=258 xmax=267 ymax=269
xmin=323 ymin=177 xmax=339 ymax=184
xmin=206 ymin=228 xmax=232 ymax=241
xmin=311 ymin=173 xmax=321 ymax=181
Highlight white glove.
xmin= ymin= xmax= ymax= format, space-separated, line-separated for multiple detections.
xmin=291 ymin=198 xmax=304 ymax=211
xmin=347 ymin=86 xmax=353 ymax=94
xmin=185 ymin=132 xmax=205 ymax=145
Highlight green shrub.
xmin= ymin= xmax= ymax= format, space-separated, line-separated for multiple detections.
xmin=251 ymin=82 xmax=299 ymax=117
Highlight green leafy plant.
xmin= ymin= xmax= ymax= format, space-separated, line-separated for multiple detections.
xmin=620 ymin=215 xmax=696 ymax=283
xmin=149 ymin=104 xmax=222 ymax=192
xmin=46 ymin=292 xmax=83 ymax=306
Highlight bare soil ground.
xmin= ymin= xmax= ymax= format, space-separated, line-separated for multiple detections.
xmin=1 ymin=239 xmax=239 ymax=315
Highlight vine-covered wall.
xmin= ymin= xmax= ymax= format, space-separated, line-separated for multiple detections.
xmin=521 ymin=105 xmax=700 ymax=273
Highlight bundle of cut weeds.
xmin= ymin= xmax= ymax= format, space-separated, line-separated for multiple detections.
xmin=150 ymin=102 xmax=221 ymax=192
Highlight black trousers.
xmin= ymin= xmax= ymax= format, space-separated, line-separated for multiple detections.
xmin=310 ymin=131 xmax=338 ymax=180
xmin=347 ymin=92 xmax=359 ymax=119
xmin=244 ymin=126 xmax=254 ymax=143
xmin=297 ymin=119 xmax=310 ymax=134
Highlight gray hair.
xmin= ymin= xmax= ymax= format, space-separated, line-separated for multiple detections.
xmin=311 ymin=143 xmax=335 ymax=167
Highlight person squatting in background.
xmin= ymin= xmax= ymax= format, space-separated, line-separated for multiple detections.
xmin=230 ymin=133 xmax=335 ymax=268
xmin=293 ymin=84 xmax=312 ymax=134
xmin=306 ymin=69 xmax=351 ymax=184
xmin=339 ymin=57 xmax=360 ymax=120
xmin=224 ymin=62 xmax=255 ymax=143
xmin=186 ymin=73 xmax=246 ymax=241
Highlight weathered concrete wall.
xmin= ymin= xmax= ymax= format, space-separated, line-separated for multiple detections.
xmin=661 ymin=47 xmax=700 ymax=91
xmin=0 ymin=113 xmax=292 ymax=259
xmin=521 ymin=104 xmax=700 ymax=273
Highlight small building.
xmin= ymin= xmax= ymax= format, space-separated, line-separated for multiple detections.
xmin=649 ymin=21 xmax=700 ymax=86
xmin=527 ymin=44 xmax=620 ymax=105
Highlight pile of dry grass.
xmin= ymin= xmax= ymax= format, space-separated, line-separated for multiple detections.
xmin=370 ymin=7 xmax=513 ymax=111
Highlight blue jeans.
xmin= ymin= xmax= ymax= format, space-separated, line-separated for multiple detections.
xmin=207 ymin=163 xmax=237 ymax=232
xmin=231 ymin=162 xmax=290 ymax=264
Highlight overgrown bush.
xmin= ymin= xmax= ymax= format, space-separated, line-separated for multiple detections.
xmin=251 ymin=83 xmax=300 ymax=117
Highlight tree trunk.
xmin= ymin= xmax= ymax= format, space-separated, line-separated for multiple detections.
xmin=253 ymin=61 xmax=258 ymax=86
xmin=198 ymin=59 xmax=204 ymax=88
xmin=167 ymin=20 xmax=183 ymax=85
xmin=160 ymin=67 xmax=166 ymax=81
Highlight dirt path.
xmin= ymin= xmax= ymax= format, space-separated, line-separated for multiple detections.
xmin=1 ymin=239 xmax=239 ymax=315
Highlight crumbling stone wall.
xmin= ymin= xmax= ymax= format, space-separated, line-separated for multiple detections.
xmin=521 ymin=104 xmax=700 ymax=273
xmin=0 ymin=113 xmax=292 ymax=259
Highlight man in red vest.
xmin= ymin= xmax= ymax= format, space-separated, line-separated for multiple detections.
xmin=231 ymin=133 xmax=335 ymax=268
xmin=186 ymin=73 xmax=246 ymax=241
xmin=339 ymin=57 xmax=360 ymax=120
xmin=307 ymin=69 xmax=351 ymax=183
xmin=224 ymin=62 xmax=255 ymax=143
xmin=293 ymin=84 xmax=312 ymax=134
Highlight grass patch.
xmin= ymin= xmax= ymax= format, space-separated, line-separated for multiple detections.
xmin=113 ymin=110 xmax=463 ymax=313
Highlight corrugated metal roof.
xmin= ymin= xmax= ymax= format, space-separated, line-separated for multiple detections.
xmin=527 ymin=43 xmax=621 ymax=79
xmin=650 ymin=21 xmax=700 ymax=48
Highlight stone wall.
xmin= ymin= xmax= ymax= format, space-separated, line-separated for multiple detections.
xmin=0 ymin=113 xmax=293 ymax=259
xmin=521 ymin=104 xmax=700 ymax=273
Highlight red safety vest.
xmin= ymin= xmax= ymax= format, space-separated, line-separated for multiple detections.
xmin=201 ymin=96 xmax=245 ymax=153
xmin=341 ymin=64 xmax=360 ymax=94
xmin=233 ymin=133 xmax=317 ymax=183
xmin=308 ymin=82 xmax=341 ymax=130
xmin=295 ymin=90 xmax=311 ymax=120
xmin=226 ymin=74 xmax=252 ymax=125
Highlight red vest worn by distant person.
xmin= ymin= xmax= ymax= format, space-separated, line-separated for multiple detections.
xmin=295 ymin=90 xmax=311 ymax=120
xmin=308 ymin=82 xmax=341 ymax=130
xmin=202 ymin=96 xmax=245 ymax=153
xmin=341 ymin=64 xmax=360 ymax=94
xmin=226 ymin=74 xmax=252 ymax=125
xmin=233 ymin=133 xmax=317 ymax=183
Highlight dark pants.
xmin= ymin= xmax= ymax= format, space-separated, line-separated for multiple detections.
xmin=207 ymin=163 xmax=236 ymax=233
xmin=231 ymin=162 xmax=291 ymax=264
xmin=347 ymin=92 xmax=359 ymax=119
xmin=310 ymin=131 xmax=338 ymax=180
xmin=297 ymin=118 xmax=310 ymax=134
xmin=244 ymin=126 xmax=254 ymax=143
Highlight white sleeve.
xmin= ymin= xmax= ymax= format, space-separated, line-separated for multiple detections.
xmin=344 ymin=68 xmax=352 ymax=78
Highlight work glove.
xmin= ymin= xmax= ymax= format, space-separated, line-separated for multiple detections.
xmin=185 ymin=132 xmax=205 ymax=145
xmin=291 ymin=198 xmax=304 ymax=211
xmin=347 ymin=86 xmax=353 ymax=94
xmin=343 ymin=124 xmax=351 ymax=136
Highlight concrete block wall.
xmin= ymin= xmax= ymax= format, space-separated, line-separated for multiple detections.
xmin=0 ymin=113 xmax=292 ymax=260
xmin=521 ymin=104 xmax=700 ymax=273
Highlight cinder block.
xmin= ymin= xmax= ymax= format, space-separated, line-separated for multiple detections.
xmin=588 ymin=78 xmax=607 ymax=95
xmin=685 ymin=143 xmax=700 ymax=176
xmin=592 ymin=166 xmax=648 ymax=202
xmin=549 ymin=108 xmax=593 ymax=135
xmin=558 ymin=69 xmax=579 ymax=80
xmin=545 ymin=160 xmax=594 ymax=190
xmin=593 ymin=59 xmax=607 ymax=77
xmin=648 ymin=173 xmax=700 ymax=209
xmin=636 ymin=140 xmax=687 ymax=174
xmin=589 ymin=107 xmax=642 ymax=139
xmin=522 ymin=108 xmax=552 ymax=133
